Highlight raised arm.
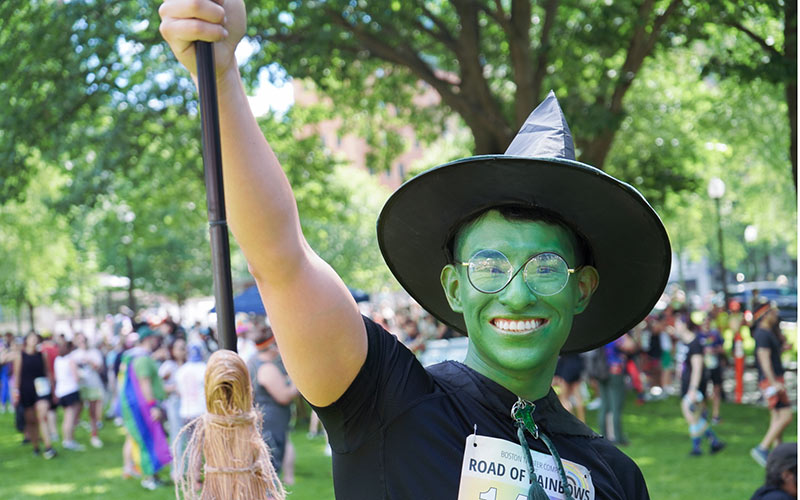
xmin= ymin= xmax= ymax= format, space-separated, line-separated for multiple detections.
xmin=158 ymin=0 xmax=366 ymax=406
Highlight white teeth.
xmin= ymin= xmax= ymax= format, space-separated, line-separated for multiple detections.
xmin=493 ymin=319 xmax=543 ymax=333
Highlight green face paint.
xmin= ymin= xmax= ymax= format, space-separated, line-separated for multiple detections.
xmin=442 ymin=210 xmax=595 ymax=399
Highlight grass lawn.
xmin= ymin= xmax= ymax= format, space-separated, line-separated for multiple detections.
xmin=0 ymin=411 xmax=334 ymax=500
xmin=1 ymin=395 xmax=795 ymax=499
xmin=606 ymin=396 xmax=797 ymax=499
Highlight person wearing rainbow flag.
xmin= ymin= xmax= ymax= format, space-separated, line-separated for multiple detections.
xmin=118 ymin=326 xmax=172 ymax=490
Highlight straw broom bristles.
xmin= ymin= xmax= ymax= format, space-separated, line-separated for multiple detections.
xmin=175 ymin=350 xmax=286 ymax=500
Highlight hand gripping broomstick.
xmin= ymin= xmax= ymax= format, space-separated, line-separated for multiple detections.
xmin=195 ymin=41 xmax=236 ymax=353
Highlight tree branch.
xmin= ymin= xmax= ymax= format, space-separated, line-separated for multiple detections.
xmin=582 ymin=0 xmax=683 ymax=169
xmin=530 ymin=0 xmax=559 ymax=115
xmin=408 ymin=16 xmax=459 ymax=53
xmin=479 ymin=0 xmax=509 ymax=30
xmin=610 ymin=0 xmax=682 ymax=113
xmin=449 ymin=0 xmax=514 ymax=145
xmin=324 ymin=8 xmax=465 ymax=114
xmin=415 ymin=1 xmax=460 ymax=49
xmin=726 ymin=19 xmax=782 ymax=58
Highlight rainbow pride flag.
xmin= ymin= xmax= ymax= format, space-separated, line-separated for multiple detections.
xmin=118 ymin=348 xmax=172 ymax=475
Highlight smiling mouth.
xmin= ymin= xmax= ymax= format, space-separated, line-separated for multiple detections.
xmin=490 ymin=318 xmax=548 ymax=334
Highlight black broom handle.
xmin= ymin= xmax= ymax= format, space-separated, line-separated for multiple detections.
xmin=196 ymin=40 xmax=237 ymax=352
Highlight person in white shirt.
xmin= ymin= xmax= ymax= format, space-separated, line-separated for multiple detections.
xmin=71 ymin=333 xmax=105 ymax=448
xmin=159 ymin=337 xmax=187 ymax=463
xmin=54 ymin=342 xmax=83 ymax=451
xmin=175 ymin=344 xmax=207 ymax=422
xmin=173 ymin=343 xmax=207 ymax=478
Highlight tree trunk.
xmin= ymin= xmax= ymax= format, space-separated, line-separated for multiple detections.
xmin=27 ymin=300 xmax=35 ymax=333
xmin=786 ymin=83 xmax=796 ymax=192
xmin=176 ymin=295 xmax=185 ymax=324
xmin=126 ymin=255 xmax=136 ymax=312
xmin=106 ymin=289 xmax=113 ymax=316
xmin=578 ymin=129 xmax=617 ymax=171
xmin=468 ymin=117 xmax=515 ymax=155
xmin=15 ymin=302 xmax=22 ymax=336
xmin=785 ymin=0 xmax=797 ymax=192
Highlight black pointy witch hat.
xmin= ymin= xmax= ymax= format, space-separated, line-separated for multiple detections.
xmin=377 ymin=91 xmax=671 ymax=353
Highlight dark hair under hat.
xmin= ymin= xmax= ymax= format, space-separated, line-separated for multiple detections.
xmin=766 ymin=443 xmax=797 ymax=488
xmin=377 ymin=91 xmax=671 ymax=353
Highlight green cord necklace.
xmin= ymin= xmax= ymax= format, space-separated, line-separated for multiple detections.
xmin=511 ymin=398 xmax=575 ymax=500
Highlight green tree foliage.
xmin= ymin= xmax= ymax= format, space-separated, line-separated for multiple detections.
xmin=0 ymin=0 xmax=171 ymax=203
xmin=0 ymin=166 xmax=78 ymax=324
xmin=616 ymin=46 xmax=795 ymax=279
xmin=244 ymin=0 xmax=708 ymax=175
xmin=0 ymin=0 xmax=795 ymax=317
xmin=701 ymin=0 xmax=797 ymax=190
xmin=0 ymin=0 xmax=395 ymax=314
xmin=257 ymin=106 xmax=394 ymax=291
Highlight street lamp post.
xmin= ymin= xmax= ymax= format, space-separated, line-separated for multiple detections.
xmin=708 ymin=177 xmax=729 ymax=307
xmin=744 ymin=225 xmax=759 ymax=281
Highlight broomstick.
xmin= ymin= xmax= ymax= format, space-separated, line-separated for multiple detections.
xmin=196 ymin=41 xmax=236 ymax=352
xmin=175 ymin=40 xmax=284 ymax=500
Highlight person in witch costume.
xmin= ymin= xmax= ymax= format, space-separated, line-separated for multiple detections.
xmin=159 ymin=1 xmax=670 ymax=498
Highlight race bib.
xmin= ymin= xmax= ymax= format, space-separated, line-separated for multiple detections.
xmin=704 ymin=353 xmax=719 ymax=370
xmin=33 ymin=376 xmax=51 ymax=397
xmin=457 ymin=434 xmax=595 ymax=500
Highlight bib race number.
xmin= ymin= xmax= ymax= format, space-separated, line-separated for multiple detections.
xmin=457 ymin=434 xmax=595 ymax=500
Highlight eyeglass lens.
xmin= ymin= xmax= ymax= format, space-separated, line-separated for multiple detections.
xmin=467 ymin=249 xmax=570 ymax=295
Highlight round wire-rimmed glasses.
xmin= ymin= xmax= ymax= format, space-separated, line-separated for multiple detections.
xmin=456 ymin=249 xmax=577 ymax=296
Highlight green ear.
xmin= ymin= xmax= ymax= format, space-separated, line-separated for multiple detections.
xmin=440 ymin=264 xmax=464 ymax=314
xmin=574 ymin=265 xmax=599 ymax=314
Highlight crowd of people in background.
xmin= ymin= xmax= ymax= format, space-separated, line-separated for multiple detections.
xmin=549 ymin=288 xmax=794 ymax=473
xmin=0 ymin=286 xmax=794 ymax=494
xmin=0 ymin=307 xmax=328 ymax=491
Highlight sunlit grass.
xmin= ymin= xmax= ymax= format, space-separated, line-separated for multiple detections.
xmin=599 ymin=393 xmax=798 ymax=499
xmin=19 ymin=483 xmax=76 ymax=495
xmin=0 ymin=392 xmax=795 ymax=499
xmin=0 ymin=409 xmax=333 ymax=499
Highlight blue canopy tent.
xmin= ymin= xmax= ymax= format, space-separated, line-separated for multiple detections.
xmin=211 ymin=285 xmax=370 ymax=315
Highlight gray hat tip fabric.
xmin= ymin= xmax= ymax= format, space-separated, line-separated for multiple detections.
xmin=504 ymin=89 xmax=575 ymax=160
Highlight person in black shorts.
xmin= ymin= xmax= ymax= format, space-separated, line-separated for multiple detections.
xmin=699 ymin=316 xmax=725 ymax=424
xmin=750 ymin=304 xmax=794 ymax=467
xmin=159 ymin=4 xmax=672 ymax=497
xmin=553 ymin=353 xmax=586 ymax=422
xmin=12 ymin=332 xmax=56 ymax=459
xmin=678 ymin=319 xmax=724 ymax=456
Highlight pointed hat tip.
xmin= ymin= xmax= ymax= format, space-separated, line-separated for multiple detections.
xmin=504 ymin=90 xmax=575 ymax=160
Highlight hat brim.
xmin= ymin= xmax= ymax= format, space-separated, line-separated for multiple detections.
xmin=377 ymin=155 xmax=671 ymax=353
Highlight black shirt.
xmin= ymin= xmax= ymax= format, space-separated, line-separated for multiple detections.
xmin=750 ymin=485 xmax=794 ymax=500
xmin=680 ymin=335 xmax=707 ymax=395
xmin=314 ymin=316 xmax=649 ymax=499
xmin=753 ymin=327 xmax=785 ymax=381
